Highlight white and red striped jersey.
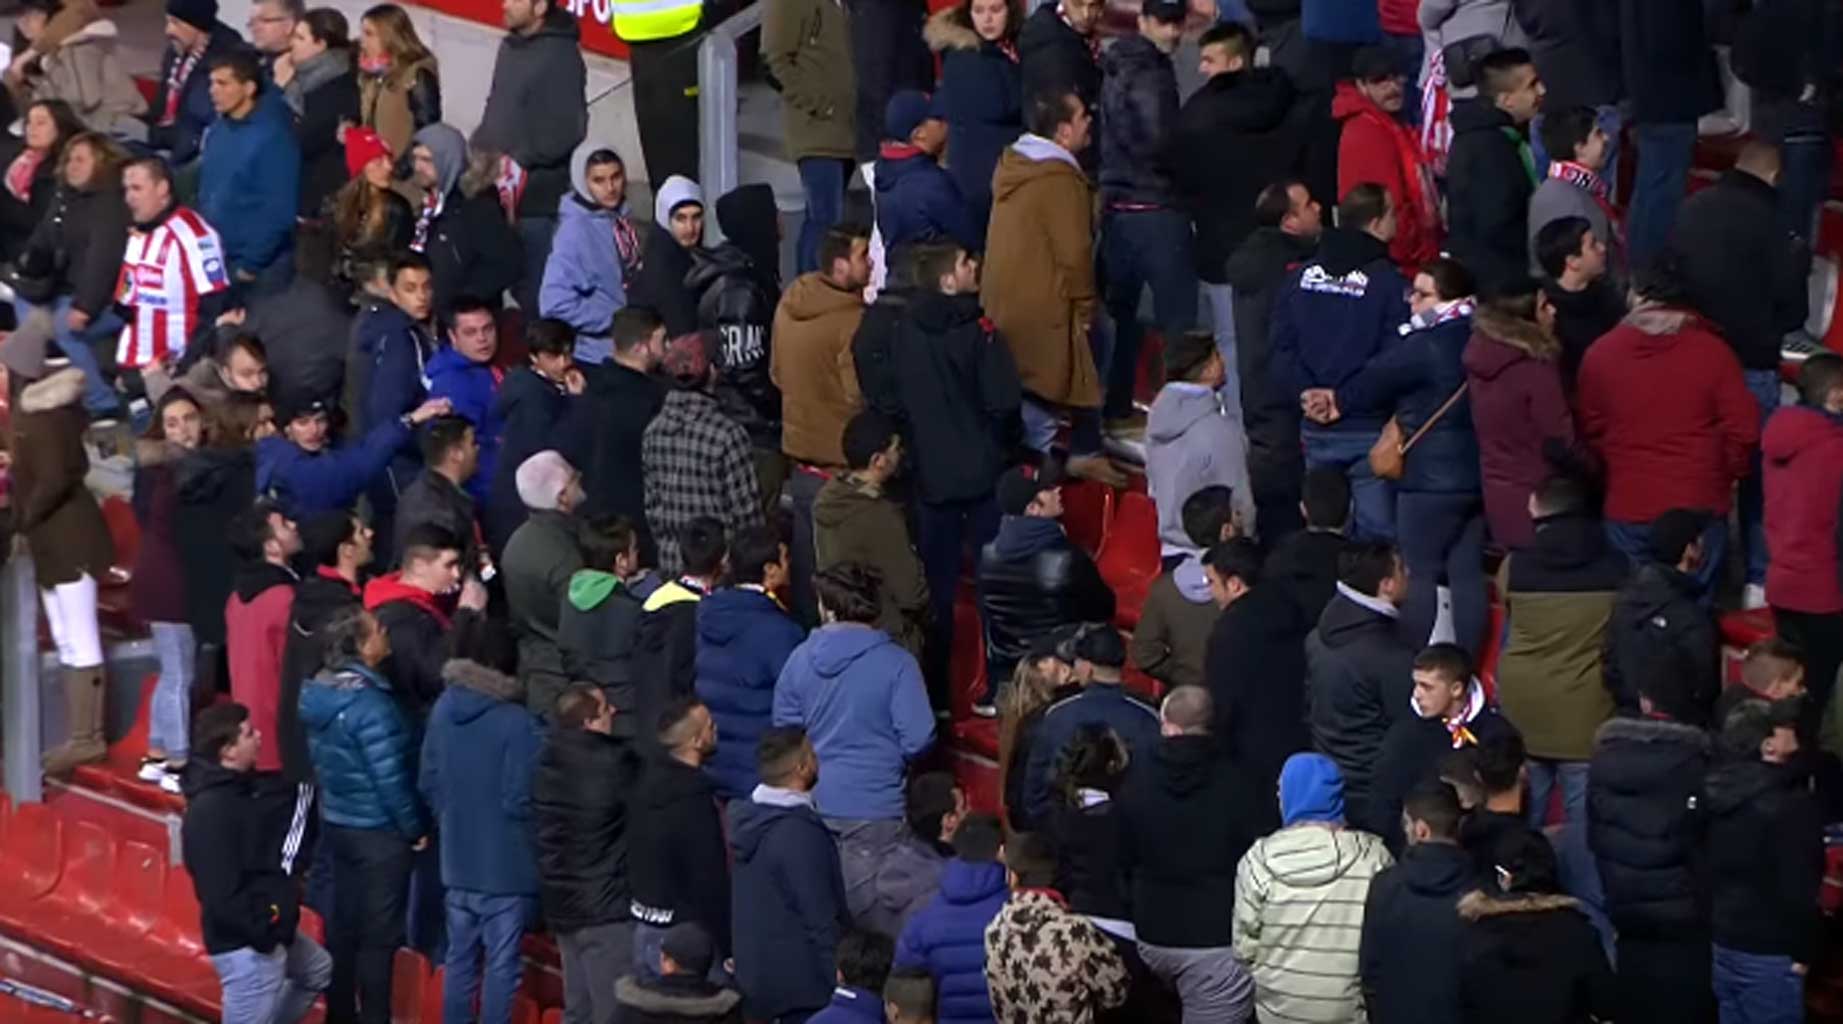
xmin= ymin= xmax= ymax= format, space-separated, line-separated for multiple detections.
xmin=114 ymin=206 xmax=230 ymax=369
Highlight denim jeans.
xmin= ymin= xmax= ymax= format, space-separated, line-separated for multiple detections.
xmin=1712 ymin=944 xmax=1804 ymax=1024
xmin=797 ymin=158 xmax=851 ymax=274
xmin=1135 ymin=942 xmax=1254 ymax=1023
xmin=1101 ymin=208 xmax=1197 ymax=420
xmin=326 ymin=825 xmax=414 ymax=1024
xmin=148 ymin=620 xmax=195 ymax=759
xmin=443 ymin=891 xmax=537 ymax=1024
xmin=1200 ymin=283 xmax=1243 ymax=423
xmin=516 ymin=216 xmax=558 ymax=316
xmin=1741 ymin=369 xmax=1781 ymax=585
xmin=1396 ymin=492 xmax=1487 ymax=656
xmin=1300 ymin=423 xmax=1395 ymax=541
xmin=1628 ymin=121 xmax=1698 ymax=270
xmin=1018 ymin=307 xmax=1111 ymax=458
xmin=211 ymin=934 xmax=333 ymax=1024
xmin=917 ymin=495 xmax=1001 ymax=702
xmin=572 ymin=335 xmax=614 ymax=365
xmin=1526 ymin=758 xmax=1589 ymax=828
xmin=16 ymin=296 xmax=124 ymax=417
xmin=1605 ymin=516 xmax=1727 ymax=603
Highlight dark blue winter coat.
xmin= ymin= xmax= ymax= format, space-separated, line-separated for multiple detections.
xmin=927 ymin=12 xmax=1022 ymax=242
xmin=197 ymin=92 xmax=300 ymax=277
xmin=1303 ymin=0 xmax=1380 ymax=43
xmin=694 ymin=587 xmax=807 ymax=800
xmin=354 ymin=304 xmax=434 ymax=509
xmin=254 ymin=416 xmax=412 ymax=519
xmin=874 ymin=145 xmax=980 ymax=263
xmin=420 ymin=659 xmax=542 ymax=896
xmin=487 ymin=366 xmax=576 ymax=552
xmin=894 ymin=858 xmax=1007 ymax=1024
xmin=298 ymin=662 xmax=425 ymax=838
xmin=422 ymin=345 xmax=504 ymax=505
xmin=1023 ymin=683 xmax=1161 ymax=825
xmin=809 ymin=987 xmax=886 ymax=1023
xmin=728 ymin=794 xmax=850 ymax=1021
xmin=1336 ymin=312 xmax=1482 ymax=494
xmin=1268 ymin=227 xmax=1410 ymax=428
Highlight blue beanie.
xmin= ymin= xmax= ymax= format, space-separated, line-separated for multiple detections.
xmin=1280 ymin=753 xmax=1346 ymax=826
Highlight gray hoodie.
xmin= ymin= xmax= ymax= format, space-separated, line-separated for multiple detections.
xmin=1145 ymin=381 xmax=1256 ymax=555
xmin=413 ymin=122 xmax=467 ymax=201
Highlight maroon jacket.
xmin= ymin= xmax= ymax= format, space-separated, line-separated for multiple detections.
xmin=1764 ymin=405 xmax=1843 ymax=613
xmin=1577 ymin=305 xmax=1758 ymax=524
xmin=1462 ymin=308 xmax=1574 ymax=550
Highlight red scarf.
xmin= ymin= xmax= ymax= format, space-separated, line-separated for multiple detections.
xmin=612 ymin=211 xmax=642 ymax=278
xmin=361 ymin=572 xmax=451 ymax=629
xmin=160 ymin=46 xmax=204 ymax=127
xmin=4 ymin=148 xmax=46 ymax=203
xmin=495 ymin=155 xmax=526 ymax=223
xmin=1549 ymin=159 xmax=1625 ymax=245
xmin=412 ymin=190 xmax=442 ymax=253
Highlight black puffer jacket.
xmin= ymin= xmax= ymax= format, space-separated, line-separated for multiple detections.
xmin=1360 ymin=841 xmax=1476 ymax=1024
xmin=1171 ymin=68 xmax=1306 ymax=283
xmin=976 ymin=516 xmax=1116 ymax=686
xmin=20 ymin=174 xmax=131 ymax=319
xmin=1224 ymin=226 xmax=1315 ymax=531
xmin=628 ymin=754 xmax=733 ymax=955
xmin=1604 ymin=563 xmax=1719 ymax=724
xmin=1098 ymin=34 xmax=1178 ymax=207
xmin=688 ymin=245 xmax=780 ymax=450
xmin=891 ymin=291 xmax=1023 ymax=505
xmin=179 ymin=759 xmax=304 ymax=955
xmin=1456 ymin=890 xmax=1617 ymax=1024
xmin=1443 ymin=99 xmax=1535 ymax=294
xmin=1706 ymin=758 xmax=1824 ymax=963
xmin=278 ymin=570 xmax=362 ymax=783
xmin=1018 ymin=5 xmax=1101 ymax=116
xmin=532 ymin=726 xmax=643 ymax=933
xmin=1585 ymin=714 xmax=1710 ymax=938
xmin=1303 ymin=590 xmax=1415 ymax=810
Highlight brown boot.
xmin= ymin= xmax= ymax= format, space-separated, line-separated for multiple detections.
xmin=42 ymin=666 xmax=107 ymax=777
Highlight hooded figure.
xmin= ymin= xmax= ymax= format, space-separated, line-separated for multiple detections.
xmin=539 ymin=148 xmax=635 ymax=359
xmin=630 ymin=174 xmax=704 ymax=336
xmin=686 ymin=183 xmax=785 ymax=454
xmin=411 ymin=122 xmax=522 ymax=318
xmin=726 ymin=786 xmax=849 ymax=1021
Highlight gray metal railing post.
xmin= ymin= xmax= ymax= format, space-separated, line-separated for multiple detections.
xmin=2 ymin=551 xmax=40 ymax=803
xmin=697 ymin=3 xmax=764 ymax=222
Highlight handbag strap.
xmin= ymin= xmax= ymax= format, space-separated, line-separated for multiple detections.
xmin=1401 ymin=383 xmax=1469 ymax=455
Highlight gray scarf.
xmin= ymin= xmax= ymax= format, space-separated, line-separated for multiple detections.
xmin=283 ymin=46 xmax=352 ymax=116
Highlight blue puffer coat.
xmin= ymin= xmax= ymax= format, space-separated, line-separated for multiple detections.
xmin=298 ymin=662 xmax=425 ymax=839
xmin=695 ymin=587 xmax=806 ymax=800
xmin=1335 ymin=310 xmax=1482 ymax=495
xmin=873 ymin=145 xmax=980 ymax=260
xmin=925 ymin=9 xmax=1022 ymax=243
xmin=894 ymin=858 xmax=1008 ymax=1024
xmin=422 ymin=345 xmax=504 ymax=504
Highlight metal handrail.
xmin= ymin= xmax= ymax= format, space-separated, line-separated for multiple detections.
xmin=3 ymin=551 xmax=41 ymax=803
xmin=697 ymin=3 xmax=765 ymax=216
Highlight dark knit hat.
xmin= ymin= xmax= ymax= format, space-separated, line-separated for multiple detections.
xmin=1142 ymin=0 xmax=1187 ymax=23
xmin=166 ymin=0 xmax=219 ymax=31
xmin=996 ymin=462 xmax=1064 ymax=516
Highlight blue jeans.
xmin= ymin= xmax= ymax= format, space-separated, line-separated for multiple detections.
xmin=211 ymin=934 xmax=333 ymax=1024
xmin=917 ymin=495 xmax=1001 ymax=701
xmin=1628 ymin=120 xmax=1698 ymax=270
xmin=1300 ymin=423 xmax=1395 ymax=541
xmin=572 ymin=335 xmax=613 ymax=365
xmin=1527 ymin=758 xmax=1589 ymax=828
xmin=1397 ymin=491 xmax=1486 ymax=655
xmin=1713 ymin=944 xmax=1804 ymax=1024
xmin=1546 ymin=821 xmax=1615 ymax=962
xmin=1019 ymin=308 xmax=1111 ymax=458
xmin=1100 ymin=208 xmax=1197 ymax=419
xmin=148 ymin=621 xmax=195 ymax=758
xmin=1200 ymin=283 xmax=1243 ymax=423
xmin=16 ymin=296 xmax=124 ymax=417
xmin=1741 ymin=369 xmax=1781 ymax=585
xmin=443 ymin=891 xmax=536 ymax=1024
xmin=1605 ymin=516 xmax=1727 ymax=604
xmin=797 ymin=158 xmax=851 ymax=274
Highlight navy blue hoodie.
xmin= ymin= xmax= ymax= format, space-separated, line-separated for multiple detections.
xmin=695 ymin=587 xmax=807 ymax=800
xmin=728 ymin=791 xmax=849 ymax=1020
xmin=1268 ymin=228 xmax=1410 ymax=427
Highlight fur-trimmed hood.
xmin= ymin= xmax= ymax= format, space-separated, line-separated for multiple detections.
xmin=1457 ymin=889 xmax=1583 ymax=921
xmin=1592 ymin=714 xmax=1710 ymax=754
xmin=439 ymin=658 xmax=525 ymax=704
xmin=613 ymin=974 xmax=742 ymax=1016
xmin=1472 ymin=304 xmax=1559 ymax=361
xmin=18 ymin=367 xmax=88 ymax=413
xmin=925 ymin=6 xmax=982 ymax=51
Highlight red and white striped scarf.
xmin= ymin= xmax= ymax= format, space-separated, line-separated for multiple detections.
xmin=1419 ymin=48 xmax=1453 ymax=176
xmin=160 ymin=47 xmax=204 ymax=127
xmin=1550 ymin=159 xmax=1624 ymax=245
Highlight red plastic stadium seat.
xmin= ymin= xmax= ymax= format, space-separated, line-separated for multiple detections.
xmin=86 ymin=839 xmax=166 ymax=976
xmin=1097 ymin=492 xmax=1161 ymax=628
xmin=1060 ymin=478 xmax=1114 ymax=557
xmin=299 ymin=906 xmax=326 ymax=945
xmin=949 ymin=594 xmax=988 ymax=723
xmin=542 ymin=1009 xmax=563 ymax=1024
xmin=949 ymin=716 xmax=1000 ymax=760
xmin=946 ymin=745 xmax=1002 ymax=817
xmin=391 ymin=948 xmax=430 ymax=1024
xmin=0 ymin=802 xmax=63 ymax=930
xmin=32 ymin=820 xmax=116 ymax=958
xmin=1719 ymin=607 xmax=1775 ymax=649
xmin=100 ymin=496 xmax=139 ymax=579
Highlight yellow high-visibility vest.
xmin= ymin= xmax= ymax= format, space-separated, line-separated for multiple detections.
xmin=611 ymin=0 xmax=700 ymax=42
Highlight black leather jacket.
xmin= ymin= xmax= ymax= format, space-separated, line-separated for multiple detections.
xmin=688 ymin=243 xmax=781 ymax=449
xmin=976 ymin=516 xmax=1116 ymax=683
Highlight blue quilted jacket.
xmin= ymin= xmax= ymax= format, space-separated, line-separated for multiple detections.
xmin=299 ymin=662 xmax=426 ymax=839
xmin=894 ymin=858 xmax=1008 ymax=1024
xmin=694 ymin=587 xmax=806 ymax=800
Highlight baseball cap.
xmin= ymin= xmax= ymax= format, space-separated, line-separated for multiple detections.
xmin=1350 ymin=45 xmax=1400 ymax=83
xmin=1142 ymin=0 xmax=1187 ymax=24
xmin=996 ymin=463 xmax=1064 ymax=516
xmin=885 ymin=90 xmax=945 ymax=143
xmin=1071 ymin=623 xmax=1127 ymax=669
xmin=659 ymin=922 xmax=715 ymax=976
xmin=1026 ymin=623 xmax=1085 ymax=664
xmin=275 ymin=393 xmax=328 ymax=426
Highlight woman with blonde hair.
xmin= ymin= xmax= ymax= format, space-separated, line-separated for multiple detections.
xmin=996 ymin=632 xmax=1078 ymax=831
xmin=356 ymin=3 xmax=439 ymax=156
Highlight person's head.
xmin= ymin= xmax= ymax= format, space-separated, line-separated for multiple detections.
xmin=758 ymin=725 xmax=819 ymax=792
xmin=962 ymin=0 xmax=1021 ymax=42
xmin=1411 ymin=643 xmax=1472 ymax=721
xmin=1136 ymin=0 xmax=1186 ymax=53
xmin=1735 ymin=139 xmax=1784 ymax=188
xmin=301 ymin=510 xmax=374 ymax=574
xmin=60 ymin=133 xmax=127 ymax=193
xmin=679 ymin=516 xmax=729 ymax=580
xmin=884 ymin=968 xmax=936 ymax=1024
xmin=151 ymin=387 xmax=204 ymax=450
xmin=1070 ymin=623 xmax=1126 ymax=683
xmin=14 ymin=0 xmax=57 ymax=43
xmin=1054 ymin=722 xmax=1129 ymax=804
xmin=1478 ymin=47 xmax=1543 ymax=125
xmin=657 ymin=923 xmax=716 ymax=979
xmin=952 ymin=812 xmax=1003 ymax=863
xmin=814 ymin=562 xmax=883 ymax=626
xmin=1741 ymin=638 xmax=1808 ymax=702
xmin=206 ymin=51 xmax=264 ymax=119
xmin=1340 ymin=541 xmax=1407 ymax=605
xmin=1009 ymin=630 xmax=1077 ymax=714
xmin=248 ymin=0 xmax=303 ymax=52
xmin=821 ymin=223 xmax=873 ymax=291
xmin=122 ymin=157 xmax=175 ymax=223
xmin=913 ymin=241 xmax=980 ymax=296
xmin=1439 ymin=747 xmax=1485 ymax=809
xmin=1409 ymin=257 xmax=1476 ymax=317
xmin=420 ymin=415 xmax=479 ymax=482
xmin=21 ymin=100 xmax=82 ymax=157
xmin=611 ymin=307 xmax=667 ymax=369
xmin=358 ymin=4 xmax=429 ymax=66
xmin=1350 ymin=45 xmax=1405 ymax=112
xmin=842 ymin=411 xmax=904 ymax=484
xmin=194 ymin=703 xmax=262 ymax=771
xmin=278 ymin=395 xmax=332 ymax=452
xmin=653 ymin=174 xmax=705 ymax=245
xmin=500 ymin=0 xmax=549 ymax=34
xmin=1489 ymin=827 xmax=1561 ymax=896
xmin=1001 ymin=830 xmax=1058 ymax=889
xmin=907 ymin=771 xmax=967 ymax=846
xmin=446 ymin=607 xmax=517 ymax=676
xmin=658 ymin=331 xmax=715 ymax=391
xmin=1527 ymin=472 xmax=1589 ymax=521
xmin=219 ymin=334 xmax=270 ymax=394
xmin=996 ymin=465 xmax=1063 ymax=519
xmin=657 ymin=694 xmax=717 ymax=761
xmin=165 ymin=0 xmax=216 ymax=51
xmin=1163 ymin=328 xmax=1224 ymax=389
xmin=1159 ymin=685 xmax=1213 ymax=738
xmin=1474 ymin=731 xmax=1527 ymax=802
xmin=525 ymin=317 xmax=577 ymax=382
xmin=1401 ymin=781 xmax=1463 ymax=847
xmin=581 ymin=148 xmax=626 ymax=209
xmin=210 ymin=391 xmax=276 ymax=446
xmin=398 ymin=524 xmax=463 ymax=594
xmin=229 ymin=500 xmax=301 ymax=567
xmin=1799 ymin=353 xmax=1843 ymax=415
xmin=1057 ymin=0 xmax=1103 ymax=33
xmin=1300 ymin=465 xmax=1351 ymax=531
xmin=1202 ymin=537 xmax=1262 ymax=610
xmin=1539 ymin=105 xmax=1608 ymax=173
xmin=515 ymin=450 xmax=584 ymax=515
xmin=728 ymin=520 xmax=790 ymax=591
xmin=885 ymin=90 xmax=948 ymax=156
xmin=321 ymin=607 xmax=390 ymax=670
xmin=1254 ymin=179 xmax=1323 ymax=240
xmin=555 ymin=685 xmax=617 ymax=735
xmin=1479 ymin=276 xmax=1561 ymax=357
xmin=446 ymin=297 xmax=498 ymax=364
xmin=389 ymin=252 xmax=434 ymax=321
xmin=1534 ymin=215 xmax=1607 ymax=284
xmin=1650 ymin=508 xmax=1711 ymax=573
xmin=836 ymin=929 xmax=894 ymax=995
xmin=1633 ymin=246 xmax=1697 ymax=307
xmin=290 ymin=7 xmax=349 ymax=65
xmin=1024 ymin=87 xmax=1093 ymax=155
xmin=1181 ymin=484 xmax=1238 ymax=551
xmin=1337 ymin=182 xmax=1396 ymax=243
xmin=1720 ymin=698 xmax=1802 ymax=765
xmin=1279 ymin=752 xmax=1346 ymax=826
xmin=1198 ymin=21 xmax=1253 ymax=77
xmin=580 ymin=515 xmax=640 ymax=579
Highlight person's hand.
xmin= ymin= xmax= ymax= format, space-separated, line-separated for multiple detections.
xmin=271 ymin=52 xmax=294 ymax=87
xmin=722 ymin=957 xmax=736 ymax=976
xmin=215 ymin=308 xmax=246 ymax=328
xmin=234 ymin=268 xmax=256 ymax=284
xmin=8 ymin=52 xmax=33 ymax=80
xmin=336 ymin=119 xmax=352 ymax=144
xmin=65 ymin=308 xmax=90 ymax=332
xmin=411 ymin=835 xmax=429 ymax=852
xmin=564 ymin=366 xmax=585 ymax=396
xmin=407 ymin=398 xmax=452 ymax=424
xmin=1794 ymin=962 xmax=1809 ymax=976
xmin=458 ymin=577 xmax=488 ymax=611
xmin=1300 ymin=388 xmax=1340 ymax=424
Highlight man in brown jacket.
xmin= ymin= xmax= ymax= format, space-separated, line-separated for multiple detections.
xmin=813 ymin=411 xmax=931 ymax=672
xmin=981 ymin=86 xmax=1126 ymax=488
xmin=762 ymin=0 xmax=858 ymax=274
xmin=773 ymin=223 xmax=872 ymax=624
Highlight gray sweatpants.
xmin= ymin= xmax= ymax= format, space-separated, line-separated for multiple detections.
xmin=558 ymin=921 xmax=635 ymax=1024
xmin=1136 ymin=942 xmax=1254 ymax=1024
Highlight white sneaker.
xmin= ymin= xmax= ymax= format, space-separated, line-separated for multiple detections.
xmin=136 ymin=757 xmax=168 ymax=783
xmin=158 ymin=772 xmax=182 ymax=795
xmin=971 ymin=701 xmax=998 ymax=719
xmin=1743 ymin=583 xmax=1768 ymax=610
